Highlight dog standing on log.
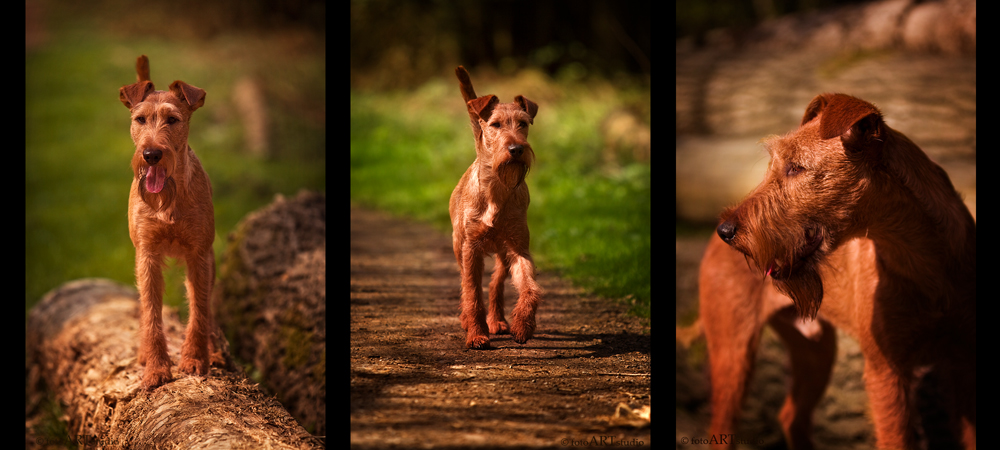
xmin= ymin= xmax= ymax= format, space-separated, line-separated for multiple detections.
xmin=119 ymin=55 xmax=217 ymax=390
xmin=450 ymin=66 xmax=542 ymax=349
xmin=700 ymin=94 xmax=976 ymax=448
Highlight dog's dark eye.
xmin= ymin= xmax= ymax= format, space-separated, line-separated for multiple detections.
xmin=490 ymin=122 xmax=501 ymax=128
xmin=135 ymin=117 xmax=146 ymax=124
xmin=167 ymin=117 xmax=179 ymax=125
xmin=787 ymin=164 xmax=804 ymax=176
xmin=518 ymin=121 xmax=527 ymax=128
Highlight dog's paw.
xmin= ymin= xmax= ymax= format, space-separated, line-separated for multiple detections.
xmin=142 ymin=365 xmax=173 ymax=391
xmin=488 ymin=319 xmax=510 ymax=335
xmin=466 ymin=334 xmax=492 ymax=349
xmin=178 ymin=356 xmax=210 ymax=376
xmin=510 ymin=317 xmax=536 ymax=344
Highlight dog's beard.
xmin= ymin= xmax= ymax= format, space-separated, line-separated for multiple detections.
xmin=137 ymin=170 xmax=177 ymax=212
xmin=761 ymin=228 xmax=826 ymax=320
xmin=749 ymin=249 xmax=825 ymax=320
xmin=726 ymin=217 xmax=827 ymax=320
xmin=771 ymin=269 xmax=823 ymax=319
xmin=496 ymin=161 xmax=529 ymax=189
xmin=488 ymin=142 xmax=533 ymax=190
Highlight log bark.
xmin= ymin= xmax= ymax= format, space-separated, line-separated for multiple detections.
xmin=215 ymin=190 xmax=326 ymax=435
xmin=26 ymin=278 xmax=323 ymax=449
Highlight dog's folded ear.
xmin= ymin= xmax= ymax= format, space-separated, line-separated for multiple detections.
xmin=169 ymin=81 xmax=207 ymax=111
xmin=119 ymin=81 xmax=155 ymax=110
xmin=514 ymin=95 xmax=538 ymax=122
xmin=467 ymin=95 xmax=499 ymax=122
xmin=802 ymin=93 xmax=885 ymax=154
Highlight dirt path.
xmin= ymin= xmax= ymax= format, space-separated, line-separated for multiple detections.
xmin=350 ymin=207 xmax=650 ymax=448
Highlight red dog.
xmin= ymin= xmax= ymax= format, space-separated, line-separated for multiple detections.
xmin=120 ymin=55 xmax=217 ymax=390
xmin=450 ymin=66 xmax=541 ymax=349
xmin=700 ymin=94 xmax=976 ymax=449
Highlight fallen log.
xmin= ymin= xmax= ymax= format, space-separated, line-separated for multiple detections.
xmin=26 ymin=278 xmax=323 ymax=449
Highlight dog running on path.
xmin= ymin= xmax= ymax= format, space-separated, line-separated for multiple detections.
xmin=449 ymin=66 xmax=542 ymax=350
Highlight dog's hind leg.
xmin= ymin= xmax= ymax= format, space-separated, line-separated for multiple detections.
xmin=769 ymin=307 xmax=836 ymax=450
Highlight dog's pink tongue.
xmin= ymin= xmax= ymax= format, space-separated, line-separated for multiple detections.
xmin=145 ymin=166 xmax=166 ymax=193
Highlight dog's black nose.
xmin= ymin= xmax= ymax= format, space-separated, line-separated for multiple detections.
xmin=717 ymin=221 xmax=737 ymax=243
xmin=508 ymin=144 xmax=523 ymax=157
xmin=143 ymin=149 xmax=162 ymax=165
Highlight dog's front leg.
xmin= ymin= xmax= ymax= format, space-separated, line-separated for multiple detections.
xmin=864 ymin=358 xmax=917 ymax=449
xmin=459 ymin=240 xmax=490 ymax=349
xmin=135 ymin=247 xmax=173 ymax=390
xmin=507 ymin=250 xmax=540 ymax=344
xmin=178 ymin=248 xmax=215 ymax=376
xmin=486 ymin=252 xmax=511 ymax=335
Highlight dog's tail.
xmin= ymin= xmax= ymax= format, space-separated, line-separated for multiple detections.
xmin=136 ymin=55 xmax=151 ymax=83
xmin=676 ymin=319 xmax=704 ymax=348
xmin=455 ymin=66 xmax=478 ymax=102
xmin=456 ymin=66 xmax=484 ymax=140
